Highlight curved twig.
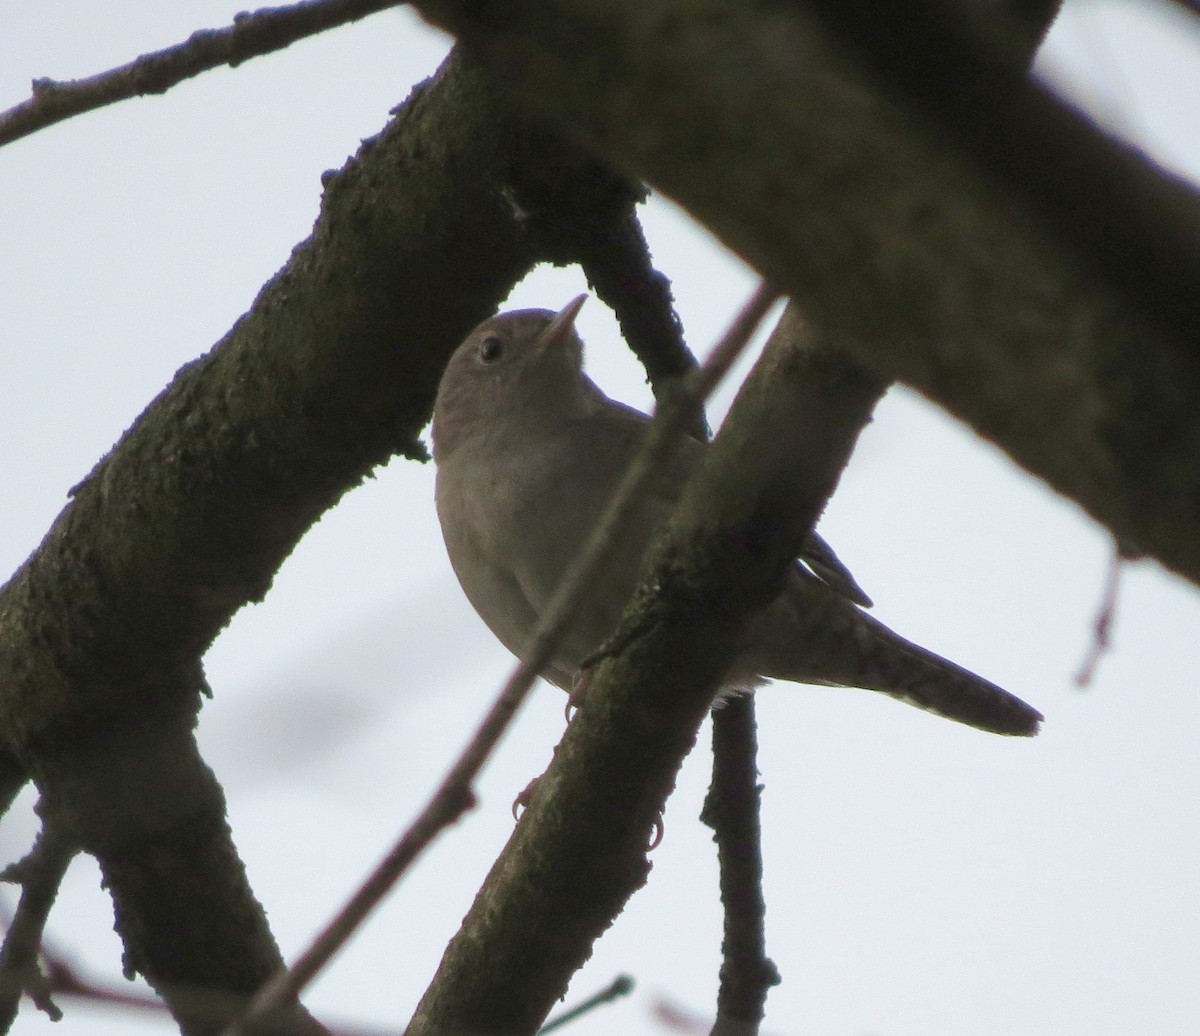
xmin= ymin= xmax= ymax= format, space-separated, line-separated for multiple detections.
xmin=0 ymin=0 xmax=404 ymax=148
xmin=0 ymin=819 xmax=77 ymax=1031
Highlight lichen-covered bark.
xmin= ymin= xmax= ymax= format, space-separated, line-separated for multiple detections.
xmin=418 ymin=0 xmax=1200 ymax=586
xmin=0 ymin=49 xmax=646 ymax=1030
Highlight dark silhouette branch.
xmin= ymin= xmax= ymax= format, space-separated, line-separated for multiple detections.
xmin=498 ymin=121 xmax=701 ymax=428
xmin=1074 ymin=544 xmax=1125 ymax=688
xmin=0 ymin=759 xmax=27 ymax=839
xmin=579 ymin=214 xmax=695 ymax=399
xmin=796 ymin=0 xmax=1199 ymax=350
xmin=0 ymin=820 xmax=77 ymax=1030
xmin=0 ymin=47 xmax=652 ymax=1033
xmin=0 ymin=0 xmax=405 ymax=148
xmin=413 ymin=0 xmax=1200 ymax=588
xmin=701 ymin=696 xmax=779 ymax=1034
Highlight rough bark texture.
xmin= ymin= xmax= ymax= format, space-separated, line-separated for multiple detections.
xmin=0 ymin=50 xmax=645 ymax=1029
xmin=5 ymin=0 xmax=1196 ymax=1028
xmin=413 ymin=0 xmax=1200 ymax=588
xmin=407 ymin=319 xmax=887 ymax=1035
xmin=702 ymin=693 xmax=780 ymax=1033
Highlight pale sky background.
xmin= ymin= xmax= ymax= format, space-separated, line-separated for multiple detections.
xmin=1 ymin=2 xmax=1199 ymax=1034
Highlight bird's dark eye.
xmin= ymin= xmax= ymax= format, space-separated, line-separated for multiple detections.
xmin=478 ymin=335 xmax=504 ymax=363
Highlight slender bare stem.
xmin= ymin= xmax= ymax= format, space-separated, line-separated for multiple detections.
xmin=0 ymin=821 xmax=77 ymax=1030
xmin=0 ymin=0 xmax=404 ymax=148
xmin=537 ymin=974 xmax=634 ymax=1033
xmin=1074 ymin=543 xmax=1123 ymax=688
xmin=702 ymin=697 xmax=779 ymax=1035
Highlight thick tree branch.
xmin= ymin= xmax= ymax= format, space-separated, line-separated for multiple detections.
xmin=0 ymin=48 xmax=651 ymax=1031
xmin=0 ymin=0 xmax=405 ymax=148
xmin=406 ymin=305 xmax=887 ymax=1035
xmin=412 ymin=0 xmax=1200 ymax=588
xmin=234 ymin=285 xmax=778 ymax=1036
xmin=798 ymin=0 xmax=1199 ymax=349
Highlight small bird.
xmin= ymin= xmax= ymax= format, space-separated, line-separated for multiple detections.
xmin=432 ymin=297 xmax=1042 ymax=736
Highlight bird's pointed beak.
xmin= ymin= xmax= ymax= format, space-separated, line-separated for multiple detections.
xmin=538 ymin=294 xmax=588 ymax=354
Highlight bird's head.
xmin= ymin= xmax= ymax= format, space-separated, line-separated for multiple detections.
xmin=432 ymin=295 xmax=589 ymax=461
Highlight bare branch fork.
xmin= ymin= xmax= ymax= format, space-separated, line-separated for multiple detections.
xmin=0 ymin=820 xmax=77 ymax=1029
xmin=0 ymin=49 xmax=650 ymax=1033
xmin=0 ymin=0 xmax=405 ymax=148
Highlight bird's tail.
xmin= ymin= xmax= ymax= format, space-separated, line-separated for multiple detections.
xmin=840 ymin=616 xmax=1041 ymax=735
xmin=752 ymin=574 xmax=1043 ymax=736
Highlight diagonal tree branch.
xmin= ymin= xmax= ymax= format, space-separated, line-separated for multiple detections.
xmin=538 ymin=974 xmax=635 ymax=1033
xmin=0 ymin=47 xmax=653 ymax=1033
xmin=413 ymin=0 xmax=1200 ymax=588
xmin=227 ymin=283 xmax=779 ymax=1036
xmin=405 ymin=303 xmax=888 ymax=1035
xmin=796 ymin=0 xmax=1200 ymax=351
xmin=0 ymin=0 xmax=406 ymax=148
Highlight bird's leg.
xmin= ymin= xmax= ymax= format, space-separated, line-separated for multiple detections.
xmin=564 ymin=665 xmax=596 ymax=721
xmin=513 ymin=777 xmax=663 ymax=849
xmin=511 ymin=776 xmax=541 ymax=820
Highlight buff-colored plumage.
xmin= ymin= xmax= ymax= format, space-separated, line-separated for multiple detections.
xmin=432 ymin=297 xmax=1041 ymax=736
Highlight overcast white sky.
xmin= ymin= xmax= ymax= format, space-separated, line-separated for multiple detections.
xmin=1 ymin=2 xmax=1199 ymax=1034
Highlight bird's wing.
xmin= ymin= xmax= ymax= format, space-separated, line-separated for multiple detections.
xmin=587 ymin=394 xmax=699 ymax=504
xmin=496 ymin=398 xmax=692 ymax=668
xmin=798 ymin=532 xmax=873 ymax=608
xmin=596 ymin=391 xmax=873 ymax=607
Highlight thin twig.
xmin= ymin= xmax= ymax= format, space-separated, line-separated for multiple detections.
xmin=0 ymin=0 xmax=404 ymax=148
xmin=222 ymin=282 xmax=780 ymax=1036
xmin=0 ymin=951 xmax=400 ymax=1036
xmin=1074 ymin=542 xmax=1124 ymax=687
xmin=0 ymin=819 xmax=77 ymax=1030
xmin=537 ymin=974 xmax=635 ymax=1033
xmin=651 ymin=995 xmax=710 ymax=1033
xmin=701 ymin=697 xmax=779 ymax=1036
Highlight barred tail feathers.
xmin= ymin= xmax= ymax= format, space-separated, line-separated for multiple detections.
xmin=752 ymin=575 xmax=1043 ymax=736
